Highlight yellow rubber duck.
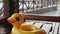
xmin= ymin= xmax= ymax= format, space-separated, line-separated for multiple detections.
xmin=7 ymin=13 xmax=46 ymax=34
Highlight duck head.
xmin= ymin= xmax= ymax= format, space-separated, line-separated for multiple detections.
xmin=7 ymin=13 xmax=24 ymax=28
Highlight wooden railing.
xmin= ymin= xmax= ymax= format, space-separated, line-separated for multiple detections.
xmin=19 ymin=0 xmax=57 ymax=12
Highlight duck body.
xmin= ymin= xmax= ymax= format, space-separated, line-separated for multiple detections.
xmin=7 ymin=13 xmax=46 ymax=34
xmin=11 ymin=24 xmax=35 ymax=34
xmin=12 ymin=24 xmax=46 ymax=34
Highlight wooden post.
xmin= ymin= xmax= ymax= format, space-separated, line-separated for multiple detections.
xmin=8 ymin=0 xmax=14 ymax=16
xmin=3 ymin=0 xmax=10 ymax=17
xmin=13 ymin=0 xmax=19 ymax=13
xmin=8 ymin=0 xmax=19 ymax=16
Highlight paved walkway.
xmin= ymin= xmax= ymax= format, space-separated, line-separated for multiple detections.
xmin=40 ymin=4 xmax=60 ymax=16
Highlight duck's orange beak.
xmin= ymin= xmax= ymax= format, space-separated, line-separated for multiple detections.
xmin=7 ymin=17 xmax=15 ymax=24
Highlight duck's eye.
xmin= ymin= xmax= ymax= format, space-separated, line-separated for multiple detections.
xmin=16 ymin=17 xmax=20 ymax=21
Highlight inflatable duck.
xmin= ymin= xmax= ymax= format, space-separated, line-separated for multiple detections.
xmin=7 ymin=13 xmax=46 ymax=34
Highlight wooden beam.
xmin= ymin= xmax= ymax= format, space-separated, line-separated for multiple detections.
xmin=23 ymin=15 xmax=60 ymax=22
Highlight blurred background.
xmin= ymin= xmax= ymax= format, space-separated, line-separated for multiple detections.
xmin=0 ymin=0 xmax=60 ymax=34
